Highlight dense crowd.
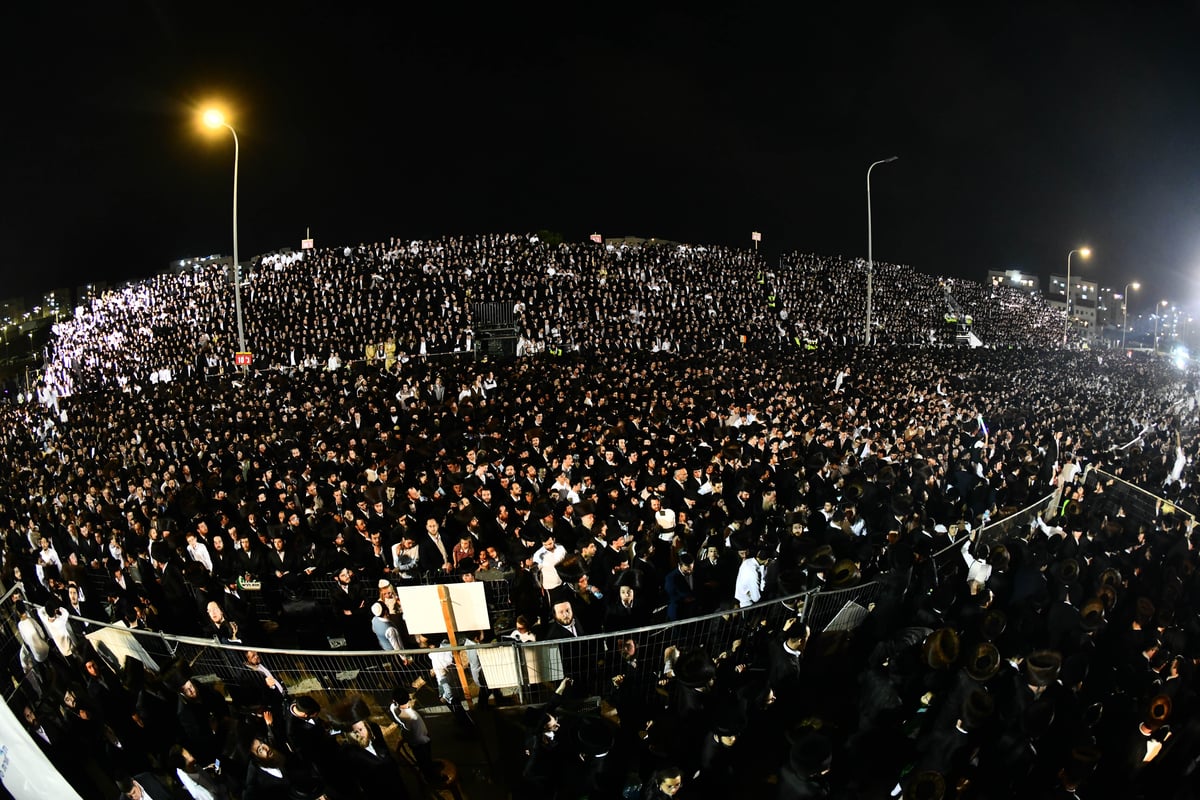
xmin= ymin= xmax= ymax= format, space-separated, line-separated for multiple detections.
xmin=42 ymin=234 xmax=1074 ymax=395
xmin=6 ymin=233 xmax=1200 ymax=798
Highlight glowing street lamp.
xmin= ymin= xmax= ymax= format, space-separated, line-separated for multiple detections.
xmin=1063 ymin=247 xmax=1091 ymax=347
xmin=865 ymin=156 xmax=898 ymax=346
xmin=1121 ymin=281 xmax=1139 ymax=352
xmin=201 ymin=106 xmax=247 ymax=366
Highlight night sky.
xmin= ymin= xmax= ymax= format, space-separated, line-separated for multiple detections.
xmin=3 ymin=3 xmax=1200 ymax=316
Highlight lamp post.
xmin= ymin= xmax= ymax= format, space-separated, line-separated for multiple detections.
xmin=1154 ymin=299 xmax=1168 ymax=355
xmin=865 ymin=156 xmax=898 ymax=346
xmin=1121 ymin=281 xmax=1139 ymax=353
xmin=202 ymin=108 xmax=247 ymax=365
xmin=1062 ymin=247 xmax=1091 ymax=347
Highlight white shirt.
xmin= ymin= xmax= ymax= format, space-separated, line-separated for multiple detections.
xmin=187 ymin=541 xmax=214 ymax=574
xmin=18 ymin=616 xmax=52 ymax=663
xmin=734 ymin=558 xmax=766 ymax=607
xmin=390 ymin=704 xmax=431 ymax=746
xmin=429 ymin=646 xmax=455 ymax=676
xmin=176 ymin=768 xmax=217 ymax=800
xmin=533 ymin=544 xmax=567 ymax=590
xmin=39 ymin=608 xmax=76 ymax=657
xmin=961 ymin=539 xmax=992 ymax=584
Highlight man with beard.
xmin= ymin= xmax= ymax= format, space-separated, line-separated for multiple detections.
xmin=329 ymin=566 xmax=370 ymax=648
xmin=242 ymin=717 xmax=327 ymax=800
xmin=336 ymin=696 xmax=409 ymax=798
xmin=168 ymin=667 xmax=233 ymax=767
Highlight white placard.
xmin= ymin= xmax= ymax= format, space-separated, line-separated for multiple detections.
xmin=0 ymin=701 xmax=84 ymax=799
xmin=86 ymin=625 xmax=162 ymax=674
xmin=476 ymin=643 xmax=564 ymax=689
xmin=395 ymin=582 xmax=490 ymax=635
xmin=823 ymin=600 xmax=870 ymax=633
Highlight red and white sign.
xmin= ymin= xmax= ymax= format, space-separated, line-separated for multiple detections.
xmin=751 ymin=231 xmax=762 ymax=242
xmin=301 ymin=238 xmax=314 ymax=250
xmin=234 ymin=352 xmax=253 ymax=366
xmin=589 ymin=233 xmax=603 ymax=244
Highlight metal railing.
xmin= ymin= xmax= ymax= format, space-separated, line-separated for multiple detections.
xmin=0 ymin=488 xmax=1083 ymax=715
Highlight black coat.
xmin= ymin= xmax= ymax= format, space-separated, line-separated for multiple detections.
xmin=338 ymin=723 xmax=407 ymax=798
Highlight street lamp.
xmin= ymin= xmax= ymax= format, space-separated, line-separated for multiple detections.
xmin=1063 ymin=247 xmax=1091 ymax=347
xmin=1155 ymin=299 xmax=1168 ymax=355
xmin=201 ymin=107 xmax=247 ymax=366
xmin=865 ymin=156 xmax=898 ymax=346
xmin=1121 ymin=281 xmax=1139 ymax=353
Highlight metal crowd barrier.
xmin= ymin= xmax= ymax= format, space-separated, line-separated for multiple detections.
xmin=2 ymin=488 xmax=1088 ymax=714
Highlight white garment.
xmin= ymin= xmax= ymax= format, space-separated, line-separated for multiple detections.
xmin=961 ymin=539 xmax=992 ymax=584
xmin=39 ymin=608 xmax=77 ymax=657
xmin=533 ymin=544 xmax=567 ymax=591
xmin=187 ymin=542 xmax=214 ymax=574
xmin=734 ymin=559 xmax=766 ymax=607
xmin=390 ymin=704 xmax=431 ymax=746
xmin=18 ymin=616 xmax=52 ymax=663
xmin=176 ymin=768 xmax=217 ymax=800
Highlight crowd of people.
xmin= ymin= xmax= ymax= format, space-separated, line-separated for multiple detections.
xmin=41 ymin=234 xmax=1076 ymax=395
xmin=5 ymin=233 xmax=1200 ymax=798
xmin=15 ymin=607 xmax=450 ymax=799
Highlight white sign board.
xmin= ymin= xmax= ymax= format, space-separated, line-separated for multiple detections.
xmin=86 ymin=625 xmax=163 ymax=674
xmin=394 ymin=582 xmax=490 ymax=635
xmin=0 ymin=701 xmax=84 ymax=799
xmin=476 ymin=643 xmax=564 ymax=689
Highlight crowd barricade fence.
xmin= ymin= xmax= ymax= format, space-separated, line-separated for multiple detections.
xmin=1089 ymin=467 xmax=1196 ymax=528
xmin=5 ymin=484 xmax=1165 ymax=715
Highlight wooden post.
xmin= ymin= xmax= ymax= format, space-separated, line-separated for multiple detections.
xmin=438 ymin=584 xmax=474 ymax=710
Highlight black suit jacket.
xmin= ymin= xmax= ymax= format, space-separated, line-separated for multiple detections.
xmin=418 ymin=533 xmax=452 ymax=574
xmin=338 ymin=724 xmax=403 ymax=796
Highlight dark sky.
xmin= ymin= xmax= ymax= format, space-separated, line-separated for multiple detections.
xmin=3 ymin=2 xmax=1200 ymax=316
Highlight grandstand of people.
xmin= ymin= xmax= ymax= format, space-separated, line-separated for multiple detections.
xmin=5 ymin=232 xmax=1200 ymax=799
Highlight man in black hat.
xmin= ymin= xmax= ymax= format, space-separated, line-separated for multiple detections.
xmin=283 ymin=696 xmax=340 ymax=790
xmin=336 ymin=696 xmax=408 ymax=798
xmin=777 ymin=731 xmax=832 ymax=800
xmin=170 ymin=669 xmax=233 ymax=767
xmin=693 ymin=694 xmax=748 ymax=797
xmin=329 ymin=565 xmax=370 ymax=648
xmin=543 ymin=588 xmax=585 ymax=640
xmin=560 ymin=716 xmax=619 ymax=798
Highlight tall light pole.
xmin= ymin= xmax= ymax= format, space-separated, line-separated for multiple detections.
xmin=1062 ymin=247 xmax=1091 ymax=347
xmin=865 ymin=156 xmax=898 ymax=346
xmin=1155 ymin=299 xmax=1168 ymax=355
xmin=202 ymin=108 xmax=247 ymax=365
xmin=1121 ymin=281 xmax=1139 ymax=352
